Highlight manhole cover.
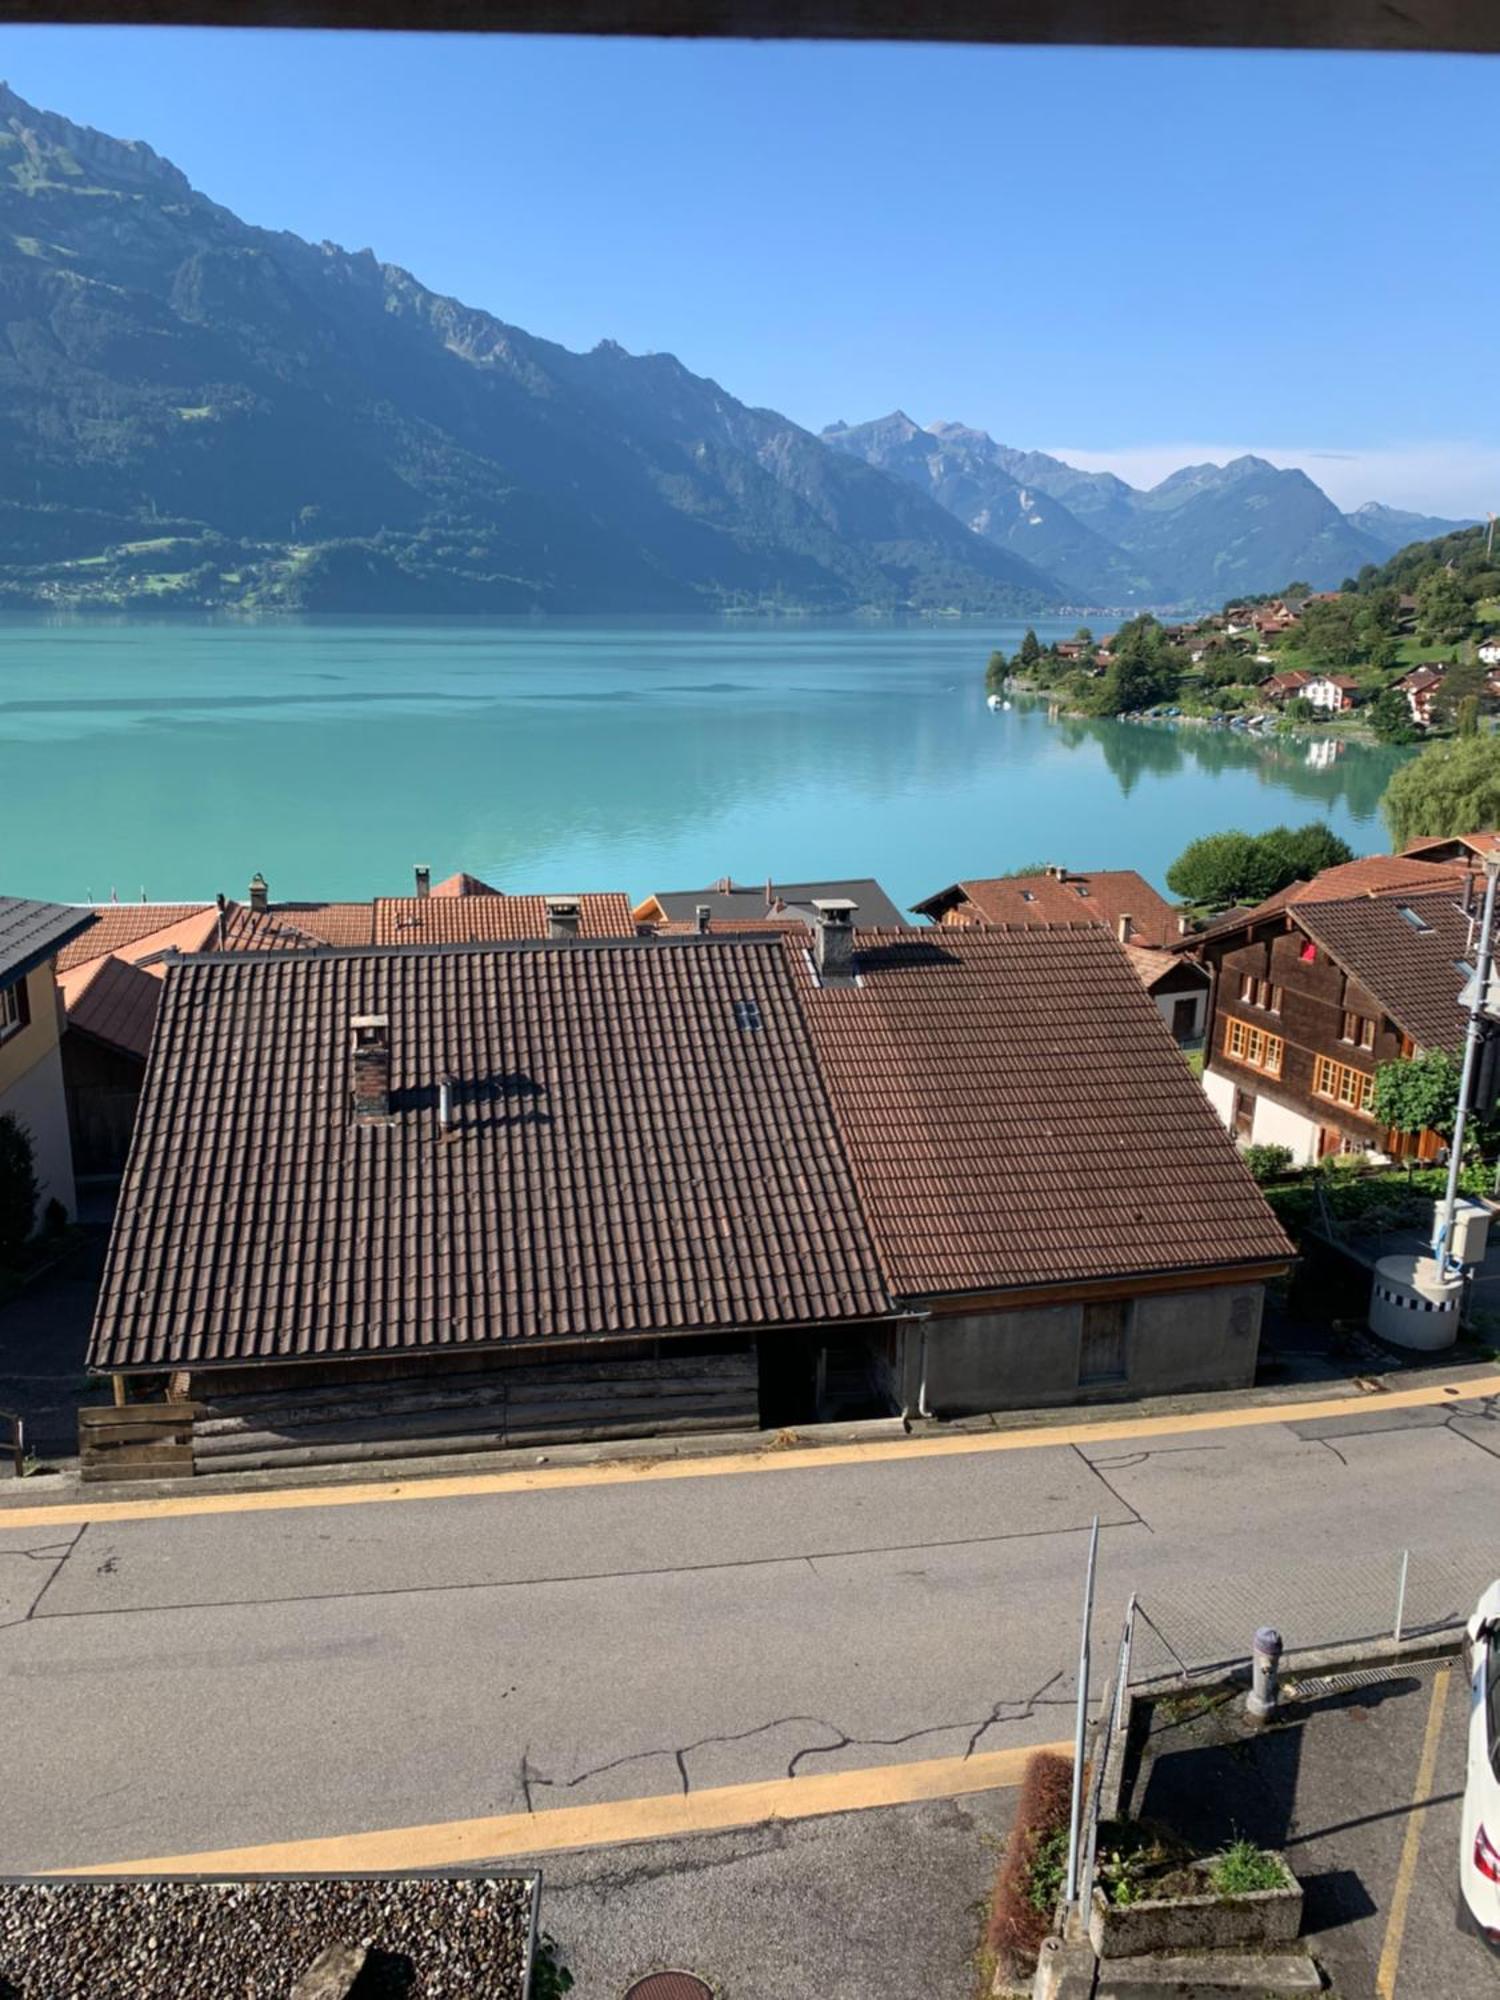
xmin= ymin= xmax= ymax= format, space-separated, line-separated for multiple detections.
xmin=623 ymin=1976 xmax=714 ymax=2000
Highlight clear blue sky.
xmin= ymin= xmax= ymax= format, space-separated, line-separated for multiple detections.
xmin=3 ymin=29 xmax=1496 ymax=513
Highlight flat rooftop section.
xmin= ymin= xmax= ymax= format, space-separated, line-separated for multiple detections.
xmin=0 ymin=1875 xmax=536 ymax=1998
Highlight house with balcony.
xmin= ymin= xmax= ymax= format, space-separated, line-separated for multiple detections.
xmin=1189 ymin=870 xmax=1491 ymax=1164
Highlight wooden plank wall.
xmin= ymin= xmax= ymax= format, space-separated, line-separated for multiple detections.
xmin=78 ymin=1403 xmax=200 ymax=1483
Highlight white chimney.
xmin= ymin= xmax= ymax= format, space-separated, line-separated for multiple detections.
xmin=1117 ymin=913 xmax=1134 ymax=944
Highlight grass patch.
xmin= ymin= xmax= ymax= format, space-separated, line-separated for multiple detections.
xmin=1208 ymin=1840 xmax=1286 ymax=1895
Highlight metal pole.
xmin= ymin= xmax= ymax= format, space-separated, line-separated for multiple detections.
xmin=1394 ymin=1548 xmax=1410 ymax=1643
xmin=1435 ymin=855 xmax=1500 ymax=1274
xmin=1064 ymin=1514 xmax=1100 ymax=1911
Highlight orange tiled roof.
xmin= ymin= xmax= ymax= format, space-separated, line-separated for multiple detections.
xmin=55 ymin=905 xmax=211 ymax=972
xmin=431 ymin=872 xmax=501 ymax=898
xmin=373 ymin=893 xmax=636 ymax=946
xmin=913 ymin=868 xmax=1182 ymax=950
xmin=59 ymin=954 xmax=161 ymax=1060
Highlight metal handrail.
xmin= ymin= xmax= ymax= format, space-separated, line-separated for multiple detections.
xmin=0 ymin=1407 xmax=25 ymax=1479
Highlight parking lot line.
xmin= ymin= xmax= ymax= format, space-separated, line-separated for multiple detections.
xmin=60 ymin=1737 xmax=1071 ymax=1876
xmin=1375 ymin=1664 xmax=1451 ymax=2000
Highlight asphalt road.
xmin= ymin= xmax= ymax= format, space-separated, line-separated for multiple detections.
xmin=1 ymin=1391 xmax=1498 ymax=1876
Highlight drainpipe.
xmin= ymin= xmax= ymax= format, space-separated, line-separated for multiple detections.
xmin=898 ymin=1308 xmax=934 ymax=1422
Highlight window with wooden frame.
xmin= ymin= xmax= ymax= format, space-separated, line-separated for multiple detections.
xmin=1236 ymin=974 xmax=1283 ymax=1012
xmin=1224 ymin=1016 xmax=1284 ymax=1077
xmin=0 ymin=978 xmax=28 ymax=1044
xmin=1313 ymin=1053 xmax=1375 ymax=1114
xmin=1339 ymin=1009 xmax=1376 ymax=1051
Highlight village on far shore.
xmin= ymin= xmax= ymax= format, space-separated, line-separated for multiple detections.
xmin=988 ymin=523 xmax=1500 ymax=743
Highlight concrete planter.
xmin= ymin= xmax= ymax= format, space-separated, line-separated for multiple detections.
xmin=1089 ymin=1860 xmax=1302 ymax=1959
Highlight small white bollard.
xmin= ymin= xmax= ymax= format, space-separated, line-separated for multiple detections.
xmin=1246 ymin=1626 xmax=1282 ymax=1724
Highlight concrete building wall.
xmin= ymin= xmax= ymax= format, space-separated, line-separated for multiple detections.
xmin=1249 ymin=1094 xmax=1322 ymax=1166
xmin=0 ymin=964 xmax=76 ymax=1222
xmin=895 ymin=1281 xmax=1266 ymax=1418
xmin=1154 ymin=987 xmax=1206 ymax=1041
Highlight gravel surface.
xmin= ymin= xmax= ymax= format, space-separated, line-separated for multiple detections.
xmin=0 ymin=1876 xmax=536 ymax=1998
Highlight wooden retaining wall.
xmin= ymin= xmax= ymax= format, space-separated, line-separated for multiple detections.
xmin=188 ymin=1349 xmax=761 ymax=1475
xmin=78 ymin=1402 xmax=200 ymax=1483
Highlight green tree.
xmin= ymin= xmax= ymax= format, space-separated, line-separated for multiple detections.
xmin=1296 ymin=598 xmax=1362 ymax=668
xmin=1372 ymin=1049 xmax=1462 ymax=1139
xmin=1458 ymin=695 xmax=1482 ymax=738
xmin=1368 ymin=687 xmax=1418 ymax=744
xmin=1363 ymin=626 xmax=1401 ymax=670
xmin=986 ymin=648 xmax=1008 ymax=689
xmin=1266 ymin=822 xmax=1355 ymax=881
xmin=1017 ymin=628 xmax=1043 ymax=670
xmin=1165 ymin=821 xmax=1351 ymax=908
xmin=1381 ymin=733 xmax=1500 ymax=847
xmin=1434 ymin=657 xmax=1486 ymax=729
xmin=0 ymin=1114 xmax=37 ymax=1261
xmin=1072 ymin=626 xmax=1094 ymax=650
xmin=1417 ymin=567 xmax=1471 ymax=645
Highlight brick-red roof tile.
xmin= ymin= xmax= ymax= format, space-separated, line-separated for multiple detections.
xmin=54 ymin=905 xmax=211 ymax=972
xmin=59 ymin=954 xmax=161 ymax=1061
xmin=913 ymin=870 xmax=1183 ymax=949
xmin=788 ymin=927 xmax=1292 ymax=1298
xmin=373 ymin=894 xmax=635 ymax=946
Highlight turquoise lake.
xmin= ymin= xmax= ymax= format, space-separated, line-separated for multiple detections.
xmin=0 ymin=617 xmax=1411 ymax=909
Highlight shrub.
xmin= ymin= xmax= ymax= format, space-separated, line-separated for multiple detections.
xmin=1240 ymin=1143 xmax=1294 ymax=1183
xmin=0 ymin=1114 xmax=38 ymax=1261
xmin=986 ymin=1750 xmax=1074 ymax=1974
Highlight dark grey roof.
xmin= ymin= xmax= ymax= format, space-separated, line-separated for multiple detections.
xmin=1292 ymin=888 xmax=1488 ymax=1053
xmin=0 ymin=898 xmax=95 ymax=992
xmin=650 ymin=877 xmax=908 ymax=929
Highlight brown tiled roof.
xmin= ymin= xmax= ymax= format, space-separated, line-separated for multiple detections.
xmin=643 ymin=878 xmax=909 ymax=931
xmin=913 ymin=869 xmax=1182 ymax=950
xmin=54 ymin=905 xmax=210 ymax=972
xmin=1175 ymin=856 xmax=1471 ymax=953
xmin=431 ymin=871 xmax=501 ymax=897
xmin=269 ymin=903 xmax=377 ymax=948
xmin=1401 ymin=831 xmax=1500 ymax=863
xmin=89 ymin=940 xmax=890 ymax=1373
xmin=788 ymin=927 xmax=1292 ymax=1299
xmin=373 ymin=893 xmax=635 ymax=946
xmin=59 ymin=955 xmax=160 ymax=1061
xmin=1292 ymin=888 xmax=1486 ymax=1053
xmin=1122 ymin=943 xmax=1206 ymax=994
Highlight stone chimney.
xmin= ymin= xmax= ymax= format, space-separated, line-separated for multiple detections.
xmin=1116 ymin=913 xmax=1134 ymax=944
xmin=545 ymin=896 xmax=582 ymax=940
xmin=351 ymin=1015 xmax=391 ymax=1124
xmin=248 ymin=871 xmax=269 ymax=913
xmin=414 ymin=865 xmax=431 ymax=900
xmin=811 ymin=899 xmax=858 ymax=983
xmin=695 ymin=905 xmax=712 ymax=935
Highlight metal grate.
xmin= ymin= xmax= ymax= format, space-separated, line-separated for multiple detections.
xmin=623 ymin=1976 xmax=715 ymax=2000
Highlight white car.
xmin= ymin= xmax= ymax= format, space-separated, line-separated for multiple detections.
xmin=1461 ymin=1580 xmax=1500 ymax=1948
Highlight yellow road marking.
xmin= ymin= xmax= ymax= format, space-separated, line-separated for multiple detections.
xmin=1375 ymin=1665 xmax=1451 ymax=2000
xmin=4 ymin=1371 xmax=1497 ymax=1533
xmin=65 ymin=1737 xmax=1071 ymax=1876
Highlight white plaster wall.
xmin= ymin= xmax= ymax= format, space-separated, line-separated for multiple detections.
xmin=0 ymin=1040 xmax=76 ymax=1223
xmin=1250 ymin=1094 xmax=1322 ymax=1166
xmin=1156 ymin=989 xmax=1206 ymax=1040
xmin=1202 ymin=1065 xmax=1238 ymax=1132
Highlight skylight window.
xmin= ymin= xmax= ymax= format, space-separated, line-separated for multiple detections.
xmin=1398 ymin=906 xmax=1432 ymax=932
xmin=1020 ymin=890 xmax=1036 ymax=903
xmin=1073 ymin=884 xmax=1090 ymax=897
xmin=733 ymin=998 xmax=763 ymax=1031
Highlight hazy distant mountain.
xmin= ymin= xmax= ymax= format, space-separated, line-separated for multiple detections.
xmin=826 ymin=419 xmax=1406 ymax=604
xmin=0 ymin=83 xmax=1058 ymax=615
xmin=1345 ymin=500 xmax=1480 ymax=554
xmin=821 ymin=414 xmax=1170 ymax=604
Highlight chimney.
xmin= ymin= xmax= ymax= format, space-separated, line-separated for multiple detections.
xmin=351 ymin=1015 xmax=391 ymax=1124
xmin=765 ymin=876 xmax=775 ymax=910
xmin=1178 ymin=914 xmax=1191 ymax=937
xmin=414 ymin=865 xmax=431 ymax=900
xmin=248 ymin=871 xmax=269 ymax=913
xmin=695 ymin=904 xmax=712 ymax=935
xmin=811 ymin=899 xmax=858 ymax=983
xmin=545 ymin=895 xmax=582 ymax=940
xmin=438 ymin=1076 xmax=456 ymax=1133
xmin=1117 ymin=913 xmax=1134 ymax=944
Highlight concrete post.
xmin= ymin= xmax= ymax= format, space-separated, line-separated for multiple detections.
xmin=1246 ymin=1625 xmax=1282 ymax=1723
